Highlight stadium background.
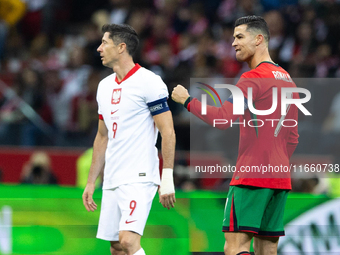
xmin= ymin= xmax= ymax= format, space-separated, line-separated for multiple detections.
xmin=0 ymin=0 xmax=340 ymax=254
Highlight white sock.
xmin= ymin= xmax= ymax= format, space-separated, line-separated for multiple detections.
xmin=133 ymin=248 xmax=145 ymax=255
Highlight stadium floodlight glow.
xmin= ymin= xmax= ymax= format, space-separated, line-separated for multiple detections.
xmin=201 ymin=84 xmax=312 ymax=116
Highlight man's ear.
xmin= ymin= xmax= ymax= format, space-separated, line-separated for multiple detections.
xmin=118 ymin=43 xmax=127 ymax=54
xmin=256 ymin=34 xmax=264 ymax=46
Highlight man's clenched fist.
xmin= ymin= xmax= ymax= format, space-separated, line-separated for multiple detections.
xmin=171 ymin=85 xmax=190 ymax=105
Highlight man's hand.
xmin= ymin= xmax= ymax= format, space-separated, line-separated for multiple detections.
xmin=159 ymin=190 xmax=176 ymax=210
xmin=82 ymin=183 xmax=98 ymax=212
xmin=171 ymin=85 xmax=190 ymax=105
xmin=159 ymin=168 xmax=176 ymax=210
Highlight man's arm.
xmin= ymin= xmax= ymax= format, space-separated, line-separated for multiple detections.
xmin=82 ymin=119 xmax=108 ymax=212
xmin=171 ymin=85 xmax=237 ymax=130
xmin=287 ymin=131 xmax=298 ymax=159
xmin=287 ymin=108 xmax=299 ymax=159
xmin=153 ymin=111 xmax=176 ymax=210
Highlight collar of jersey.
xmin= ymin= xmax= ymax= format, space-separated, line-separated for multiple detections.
xmin=115 ymin=63 xmax=141 ymax=84
xmin=256 ymin=61 xmax=279 ymax=68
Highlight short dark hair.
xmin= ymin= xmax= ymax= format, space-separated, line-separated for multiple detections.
xmin=102 ymin=24 xmax=139 ymax=56
xmin=234 ymin=16 xmax=270 ymax=43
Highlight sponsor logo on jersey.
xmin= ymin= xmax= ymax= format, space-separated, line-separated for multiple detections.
xmin=111 ymin=109 xmax=119 ymax=115
xmin=125 ymin=220 xmax=136 ymax=224
xmin=272 ymin=71 xmax=293 ymax=83
xmin=111 ymin=88 xmax=122 ymax=104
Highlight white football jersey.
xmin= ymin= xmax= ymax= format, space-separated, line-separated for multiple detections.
xmin=96 ymin=64 xmax=169 ymax=189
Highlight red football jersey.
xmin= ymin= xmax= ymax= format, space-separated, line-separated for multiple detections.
xmin=188 ymin=62 xmax=299 ymax=189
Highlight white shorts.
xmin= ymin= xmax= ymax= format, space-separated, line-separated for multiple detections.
xmin=96 ymin=182 xmax=158 ymax=241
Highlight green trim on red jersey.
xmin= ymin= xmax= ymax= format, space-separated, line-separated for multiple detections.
xmin=256 ymin=61 xmax=279 ymax=68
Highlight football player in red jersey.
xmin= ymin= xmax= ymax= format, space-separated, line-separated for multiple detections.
xmin=172 ymin=16 xmax=299 ymax=255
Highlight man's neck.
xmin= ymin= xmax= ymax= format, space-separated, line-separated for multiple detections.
xmin=247 ymin=48 xmax=273 ymax=69
xmin=112 ymin=59 xmax=136 ymax=82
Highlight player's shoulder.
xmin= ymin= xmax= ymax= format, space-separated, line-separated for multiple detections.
xmin=138 ymin=67 xmax=168 ymax=100
xmin=99 ymin=73 xmax=116 ymax=87
xmin=138 ymin=67 xmax=163 ymax=82
xmin=241 ymin=69 xmax=260 ymax=79
xmin=137 ymin=67 xmax=167 ymax=91
xmin=242 ymin=62 xmax=290 ymax=79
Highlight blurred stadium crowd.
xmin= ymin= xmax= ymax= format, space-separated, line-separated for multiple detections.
xmin=0 ymin=0 xmax=340 ymax=192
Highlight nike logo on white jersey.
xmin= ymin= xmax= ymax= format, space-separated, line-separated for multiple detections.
xmin=111 ymin=109 xmax=119 ymax=115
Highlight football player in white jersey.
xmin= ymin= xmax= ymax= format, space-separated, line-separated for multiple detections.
xmin=82 ymin=24 xmax=176 ymax=255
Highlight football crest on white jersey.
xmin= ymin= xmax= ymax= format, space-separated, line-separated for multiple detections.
xmin=112 ymin=88 xmax=122 ymax=104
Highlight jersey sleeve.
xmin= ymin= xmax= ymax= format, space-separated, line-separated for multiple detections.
xmin=287 ymin=126 xmax=299 ymax=158
xmin=187 ymin=73 xmax=259 ymax=130
xmin=144 ymin=75 xmax=170 ymax=116
xmin=286 ymin=94 xmax=299 ymax=159
xmin=188 ymin=98 xmax=237 ymax=129
xmin=96 ymin=82 xmax=103 ymax=120
xmin=233 ymin=72 xmax=261 ymax=103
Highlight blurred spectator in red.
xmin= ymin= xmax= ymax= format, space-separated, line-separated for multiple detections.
xmin=19 ymin=0 xmax=47 ymax=42
xmin=20 ymin=151 xmax=57 ymax=184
